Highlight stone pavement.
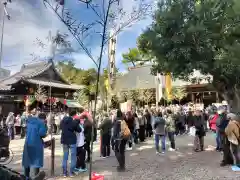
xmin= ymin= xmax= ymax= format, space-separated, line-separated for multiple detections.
xmin=8 ymin=133 xmax=240 ymax=180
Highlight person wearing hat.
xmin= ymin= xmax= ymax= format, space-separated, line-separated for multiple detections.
xmin=225 ymin=113 xmax=240 ymax=169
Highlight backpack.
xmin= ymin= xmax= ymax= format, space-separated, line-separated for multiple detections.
xmin=120 ymin=120 xmax=131 ymax=139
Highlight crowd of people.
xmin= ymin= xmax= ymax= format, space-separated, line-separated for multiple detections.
xmin=2 ymin=111 xmax=65 ymax=141
xmin=0 ymin=103 xmax=240 ymax=179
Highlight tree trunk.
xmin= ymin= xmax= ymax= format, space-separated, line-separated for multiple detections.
xmin=221 ymin=89 xmax=240 ymax=113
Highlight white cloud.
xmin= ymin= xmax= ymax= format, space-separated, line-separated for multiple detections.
xmin=1 ymin=0 xmax=66 ymax=73
xmin=1 ymin=0 xmax=153 ymax=74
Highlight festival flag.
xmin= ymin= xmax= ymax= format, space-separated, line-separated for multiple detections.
xmin=155 ymin=73 xmax=163 ymax=101
xmin=104 ymin=79 xmax=109 ymax=92
xmin=165 ymin=73 xmax=172 ymax=100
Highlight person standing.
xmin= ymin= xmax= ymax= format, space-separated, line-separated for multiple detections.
xmin=15 ymin=114 xmax=21 ymax=136
xmin=22 ymin=110 xmax=47 ymax=180
xmin=193 ymin=110 xmax=205 ymax=152
xmin=133 ymin=112 xmax=140 ymax=144
xmin=98 ymin=112 xmax=112 ymax=157
xmin=47 ymin=112 xmax=55 ymax=135
xmin=175 ymin=111 xmax=186 ymax=135
xmin=186 ymin=110 xmax=194 ymax=134
xmin=20 ymin=112 xmax=27 ymax=139
xmin=82 ymin=114 xmax=93 ymax=163
xmin=60 ymin=111 xmax=81 ymax=177
xmin=6 ymin=112 xmax=15 ymax=140
xmin=145 ymin=109 xmax=152 ymax=138
xmin=225 ymin=113 xmax=240 ymax=169
xmin=125 ymin=111 xmax=135 ymax=150
xmin=55 ymin=113 xmax=61 ymax=135
xmin=75 ymin=119 xmax=87 ymax=172
xmin=153 ymin=111 xmax=166 ymax=154
xmin=216 ymin=107 xmax=233 ymax=167
xmin=112 ymin=109 xmax=129 ymax=171
xmin=209 ymin=111 xmax=220 ymax=151
xmin=138 ymin=111 xmax=146 ymax=142
xmin=165 ymin=109 xmax=176 ymax=151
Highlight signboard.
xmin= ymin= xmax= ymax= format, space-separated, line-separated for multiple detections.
xmin=120 ymin=100 xmax=132 ymax=112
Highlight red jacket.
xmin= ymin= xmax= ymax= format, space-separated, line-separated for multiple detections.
xmin=209 ymin=114 xmax=219 ymax=131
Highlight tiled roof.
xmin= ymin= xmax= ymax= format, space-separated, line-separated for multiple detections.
xmin=0 ymin=61 xmax=51 ymax=85
xmin=115 ymin=65 xmax=211 ymax=91
xmin=115 ymin=65 xmax=156 ymax=91
xmin=24 ymin=79 xmax=84 ymax=90
xmin=0 ymin=60 xmax=85 ymax=90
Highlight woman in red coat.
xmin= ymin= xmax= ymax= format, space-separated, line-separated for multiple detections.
xmin=209 ymin=113 xmax=218 ymax=132
xmin=209 ymin=112 xmax=221 ymax=151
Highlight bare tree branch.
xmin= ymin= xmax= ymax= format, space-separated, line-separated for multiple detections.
xmin=43 ymin=0 xmax=152 ymax=68
xmin=43 ymin=0 xmax=98 ymax=67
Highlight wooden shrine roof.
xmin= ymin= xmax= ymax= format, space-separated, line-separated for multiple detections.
xmin=0 ymin=60 xmax=84 ymax=90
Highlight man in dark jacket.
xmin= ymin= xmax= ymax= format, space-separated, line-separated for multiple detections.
xmin=112 ymin=109 xmax=127 ymax=171
xmin=193 ymin=110 xmax=205 ymax=152
xmin=83 ymin=116 xmax=95 ymax=163
xmin=144 ymin=109 xmax=152 ymax=137
xmin=216 ymin=107 xmax=233 ymax=166
xmin=99 ymin=112 xmax=112 ymax=157
xmin=60 ymin=111 xmax=81 ymax=177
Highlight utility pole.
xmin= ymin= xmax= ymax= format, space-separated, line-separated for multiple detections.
xmin=0 ymin=0 xmax=11 ymax=68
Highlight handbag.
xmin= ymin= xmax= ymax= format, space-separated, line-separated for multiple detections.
xmin=42 ymin=136 xmax=52 ymax=148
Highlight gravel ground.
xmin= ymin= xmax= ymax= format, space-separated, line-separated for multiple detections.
xmin=8 ymin=133 xmax=240 ymax=180
xmin=49 ymin=134 xmax=240 ymax=180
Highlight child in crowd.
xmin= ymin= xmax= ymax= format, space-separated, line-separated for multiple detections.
xmin=75 ymin=119 xmax=87 ymax=172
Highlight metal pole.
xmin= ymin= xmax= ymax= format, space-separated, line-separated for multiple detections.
xmin=0 ymin=5 xmax=5 ymax=68
xmin=49 ymin=75 xmax=55 ymax=176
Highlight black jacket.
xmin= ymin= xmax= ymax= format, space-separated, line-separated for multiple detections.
xmin=112 ymin=118 xmax=122 ymax=140
xmin=193 ymin=115 xmax=205 ymax=137
xmin=60 ymin=116 xmax=81 ymax=145
xmin=216 ymin=113 xmax=229 ymax=132
xmin=99 ymin=118 xmax=112 ymax=135
xmin=84 ymin=119 xmax=97 ymax=142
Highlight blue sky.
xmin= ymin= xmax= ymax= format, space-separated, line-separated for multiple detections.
xmin=0 ymin=0 xmax=154 ymax=74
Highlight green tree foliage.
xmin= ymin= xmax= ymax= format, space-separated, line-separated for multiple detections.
xmin=138 ymin=0 xmax=240 ymax=110
xmin=57 ymin=62 xmax=119 ymax=109
xmin=57 ymin=61 xmax=98 ymax=106
xmin=121 ymin=48 xmax=151 ymax=67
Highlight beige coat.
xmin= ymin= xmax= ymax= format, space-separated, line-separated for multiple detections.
xmin=225 ymin=120 xmax=240 ymax=145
